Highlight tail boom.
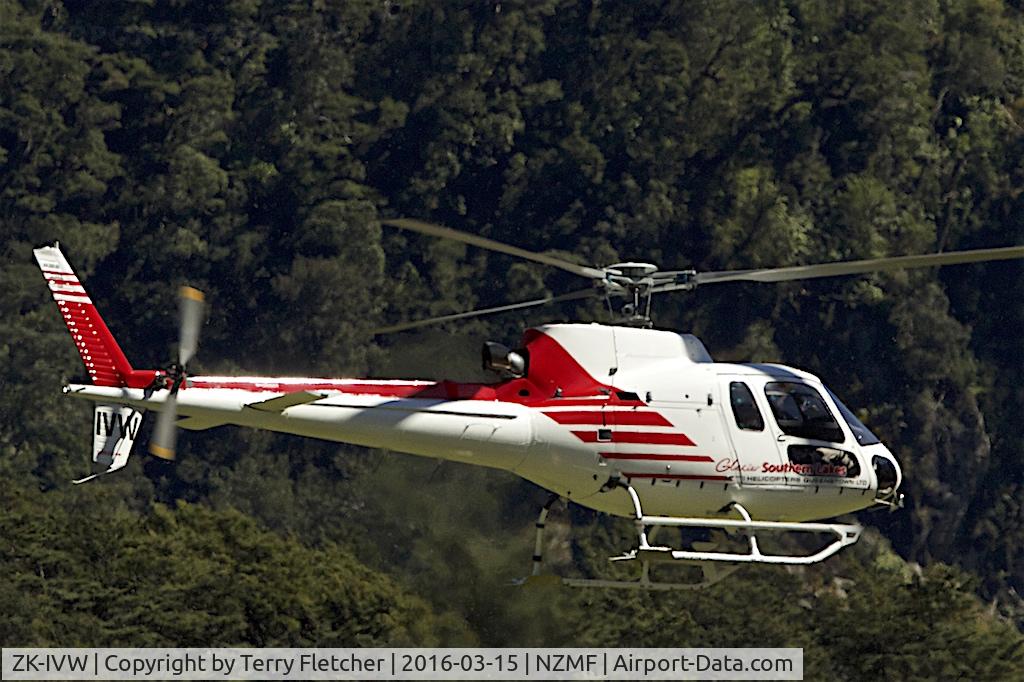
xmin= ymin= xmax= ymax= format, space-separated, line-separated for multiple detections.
xmin=63 ymin=381 xmax=532 ymax=471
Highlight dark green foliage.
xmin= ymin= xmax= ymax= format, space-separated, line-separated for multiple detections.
xmin=2 ymin=0 xmax=1024 ymax=668
xmin=0 ymin=482 xmax=468 ymax=646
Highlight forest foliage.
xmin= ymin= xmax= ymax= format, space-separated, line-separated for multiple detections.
xmin=2 ymin=0 xmax=1024 ymax=675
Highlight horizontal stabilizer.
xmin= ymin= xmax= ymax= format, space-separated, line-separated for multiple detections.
xmin=175 ymin=416 xmax=227 ymax=431
xmin=244 ymin=391 xmax=326 ymax=413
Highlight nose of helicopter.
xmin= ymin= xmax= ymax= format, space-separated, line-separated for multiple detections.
xmin=867 ymin=444 xmax=903 ymax=508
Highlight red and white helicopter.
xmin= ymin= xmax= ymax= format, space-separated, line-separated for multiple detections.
xmin=35 ymin=223 xmax=1024 ymax=589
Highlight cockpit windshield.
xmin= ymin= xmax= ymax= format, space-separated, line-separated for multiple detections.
xmin=764 ymin=382 xmax=845 ymax=443
xmin=826 ymin=388 xmax=882 ymax=446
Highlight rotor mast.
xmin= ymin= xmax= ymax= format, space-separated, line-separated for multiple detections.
xmin=602 ymin=262 xmax=689 ymax=327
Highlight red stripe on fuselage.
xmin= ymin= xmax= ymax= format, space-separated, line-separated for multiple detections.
xmin=542 ymin=410 xmax=606 ymax=424
xmin=542 ymin=410 xmax=672 ymax=426
xmin=186 ymin=378 xmax=501 ymax=400
xmin=608 ymin=411 xmax=673 ymax=426
xmin=531 ymin=398 xmax=611 ymax=407
xmin=599 ymin=452 xmax=714 ymax=462
xmin=572 ymin=431 xmax=696 ymax=446
xmin=623 ymin=472 xmax=732 ymax=481
xmin=188 ymin=380 xmax=428 ymax=394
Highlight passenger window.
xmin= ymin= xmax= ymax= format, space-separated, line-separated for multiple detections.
xmin=729 ymin=382 xmax=764 ymax=431
xmin=764 ymin=382 xmax=845 ymax=443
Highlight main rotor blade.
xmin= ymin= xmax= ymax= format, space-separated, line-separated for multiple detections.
xmin=149 ymin=391 xmax=178 ymax=460
xmin=372 ymin=287 xmax=600 ymax=335
xmin=684 ymin=245 xmax=1024 ymax=288
xmin=178 ymin=286 xmax=205 ymax=366
xmin=382 ymin=218 xmax=606 ymax=280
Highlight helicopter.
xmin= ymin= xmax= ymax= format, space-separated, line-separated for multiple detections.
xmin=34 ymin=223 xmax=1024 ymax=589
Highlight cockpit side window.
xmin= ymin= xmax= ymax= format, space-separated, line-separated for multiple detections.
xmin=729 ymin=382 xmax=764 ymax=431
xmin=764 ymin=382 xmax=845 ymax=443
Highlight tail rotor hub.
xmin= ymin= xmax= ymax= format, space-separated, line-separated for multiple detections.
xmin=148 ymin=287 xmax=206 ymax=460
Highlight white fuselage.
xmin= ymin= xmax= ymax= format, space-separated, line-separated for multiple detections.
xmin=67 ymin=325 xmax=901 ymax=522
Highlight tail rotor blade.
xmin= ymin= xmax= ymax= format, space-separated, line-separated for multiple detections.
xmin=178 ymin=286 xmax=205 ymax=366
xmin=151 ymin=286 xmax=202 ymax=460
xmin=148 ymin=391 xmax=178 ymax=460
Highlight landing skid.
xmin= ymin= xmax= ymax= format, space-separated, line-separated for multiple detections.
xmin=519 ymin=484 xmax=862 ymax=591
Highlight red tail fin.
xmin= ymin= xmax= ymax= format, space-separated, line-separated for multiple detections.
xmin=33 ymin=245 xmax=135 ymax=387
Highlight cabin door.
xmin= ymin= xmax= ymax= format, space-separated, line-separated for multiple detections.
xmin=720 ymin=377 xmax=788 ymax=485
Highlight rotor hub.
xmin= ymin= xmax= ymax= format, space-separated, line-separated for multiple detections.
xmin=606 ymin=262 xmax=659 ymax=279
xmin=600 ymin=264 xmax=697 ymax=326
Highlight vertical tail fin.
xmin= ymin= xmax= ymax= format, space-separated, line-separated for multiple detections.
xmin=33 ymin=244 xmax=134 ymax=387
